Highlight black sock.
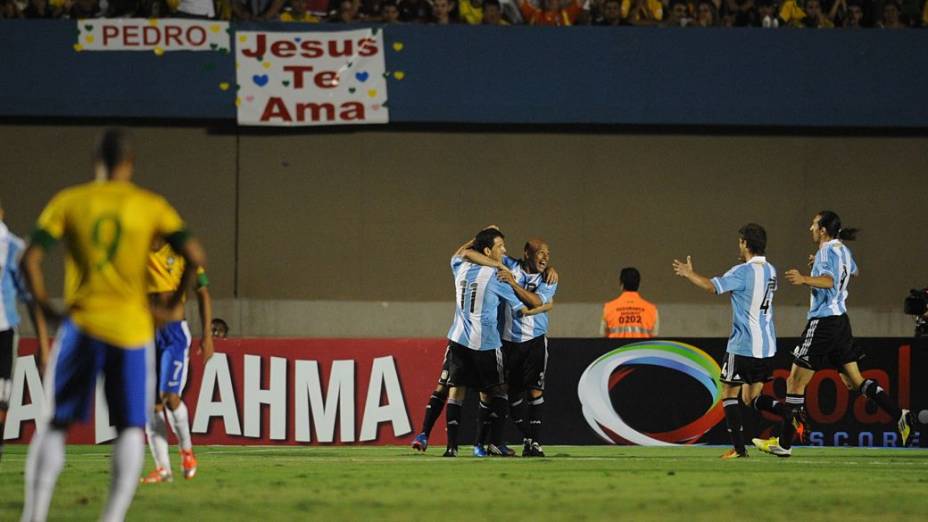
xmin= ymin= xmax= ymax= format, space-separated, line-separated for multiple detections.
xmin=779 ymin=393 xmax=804 ymax=449
xmin=528 ymin=395 xmax=545 ymax=444
xmin=420 ymin=393 xmax=446 ymax=437
xmin=753 ymin=395 xmax=786 ymax=417
xmin=723 ymin=398 xmax=746 ymax=454
xmin=861 ymin=379 xmax=902 ymax=419
xmin=445 ymin=400 xmax=462 ymax=450
xmin=422 ymin=393 xmax=447 ymax=437
xmin=475 ymin=400 xmax=491 ymax=446
xmin=489 ymin=396 xmax=509 ymax=446
xmin=510 ymin=398 xmax=529 ymax=439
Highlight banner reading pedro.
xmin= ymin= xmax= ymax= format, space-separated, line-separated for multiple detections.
xmin=235 ymin=29 xmax=389 ymax=126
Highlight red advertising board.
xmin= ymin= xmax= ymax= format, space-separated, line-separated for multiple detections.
xmin=5 ymin=338 xmax=449 ymax=446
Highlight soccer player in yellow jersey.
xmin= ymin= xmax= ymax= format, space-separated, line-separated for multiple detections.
xmin=19 ymin=129 xmax=206 ymax=522
xmin=141 ymin=239 xmax=213 ymax=483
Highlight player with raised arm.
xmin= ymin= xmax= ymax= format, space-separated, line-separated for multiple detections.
xmin=673 ymin=223 xmax=787 ymax=459
xmin=441 ymin=227 xmax=529 ymax=457
xmin=141 ymin=238 xmax=214 ymax=483
xmin=411 ymin=228 xmax=553 ymax=455
xmin=496 ymin=239 xmax=557 ymax=457
xmin=19 ymin=129 xmax=206 ymax=522
xmin=753 ymin=211 xmax=914 ymax=457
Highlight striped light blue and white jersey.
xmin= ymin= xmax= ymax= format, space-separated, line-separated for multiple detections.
xmin=500 ymin=256 xmax=557 ymax=343
xmin=447 ymin=256 xmax=526 ymax=351
xmin=0 ymin=221 xmax=26 ymax=331
xmin=808 ymin=239 xmax=858 ymax=319
xmin=710 ymin=256 xmax=777 ymax=358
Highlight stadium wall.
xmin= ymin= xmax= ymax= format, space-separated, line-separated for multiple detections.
xmin=1 ymin=124 xmax=925 ymax=336
xmin=4 ymin=337 xmax=925 ymax=447
xmin=2 ymin=21 xmax=928 ymax=126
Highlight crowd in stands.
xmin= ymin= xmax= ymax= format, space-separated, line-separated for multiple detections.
xmin=1 ymin=0 xmax=926 ymax=28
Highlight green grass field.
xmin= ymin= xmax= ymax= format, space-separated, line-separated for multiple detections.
xmin=2 ymin=444 xmax=927 ymax=521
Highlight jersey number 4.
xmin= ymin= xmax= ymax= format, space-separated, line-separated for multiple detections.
xmin=759 ymin=279 xmax=775 ymax=314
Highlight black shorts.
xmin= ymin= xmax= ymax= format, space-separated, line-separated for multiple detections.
xmin=792 ymin=314 xmax=863 ymax=371
xmin=445 ymin=341 xmax=505 ymax=391
xmin=0 ymin=328 xmax=16 ymax=405
xmin=720 ymin=352 xmax=772 ymax=385
xmin=436 ymin=345 xmax=451 ymax=386
xmin=502 ymin=335 xmax=548 ymax=392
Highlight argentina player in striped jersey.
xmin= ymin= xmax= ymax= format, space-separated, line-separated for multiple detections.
xmin=411 ymin=230 xmax=553 ymax=456
xmin=674 ymin=224 xmax=790 ymax=459
xmin=411 ymin=227 xmax=531 ymax=457
xmin=463 ymin=239 xmax=558 ymax=457
xmin=492 ymin=240 xmax=557 ymax=457
xmin=754 ymin=211 xmax=914 ymax=457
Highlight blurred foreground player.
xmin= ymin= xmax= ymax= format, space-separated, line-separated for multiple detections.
xmin=19 ymin=129 xmax=206 ymax=522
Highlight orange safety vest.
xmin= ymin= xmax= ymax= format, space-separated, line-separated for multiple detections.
xmin=602 ymin=292 xmax=658 ymax=338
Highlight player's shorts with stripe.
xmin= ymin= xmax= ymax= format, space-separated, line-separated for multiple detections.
xmin=0 ymin=328 xmax=16 ymax=407
xmin=444 ymin=341 xmax=505 ymax=391
xmin=792 ymin=314 xmax=863 ymax=371
xmin=502 ymin=335 xmax=548 ymax=392
xmin=720 ymin=352 xmax=773 ymax=385
xmin=47 ymin=319 xmax=153 ymax=429
xmin=155 ymin=320 xmax=191 ymax=396
xmin=436 ymin=345 xmax=451 ymax=386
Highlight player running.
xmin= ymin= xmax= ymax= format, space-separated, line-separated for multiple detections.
xmin=19 ymin=129 xmax=206 ymax=522
xmin=673 ymin=223 xmax=786 ymax=459
xmin=140 ymin=238 xmax=214 ymax=483
xmin=753 ymin=211 xmax=914 ymax=457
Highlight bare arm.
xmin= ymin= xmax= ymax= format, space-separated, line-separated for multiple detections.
xmin=20 ymin=245 xmax=62 ymax=373
xmin=194 ymin=284 xmax=214 ymax=362
xmin=497 ymin=269 xmax=543 ymax=308
xmin=522 ymin=300 xmax=554 ymax=317
xmin=784 ymin=269 xmax=833 ymax=288
xmin=672 ymin=256 xmax=716 ymax=294
xmin=462 ymin=248 xmax=505 ymax=269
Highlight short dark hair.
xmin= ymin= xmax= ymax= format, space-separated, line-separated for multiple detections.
xmin=473 ymin=228 xmax=504 ymax=254
xmin=94 ymin=128 xmax=134 ymax=174
xmin=483 ymin=0 xmax=500 ymax=8
xmin=620 ymin=267 xmax=640 ymax=291
xmin=211 ymin=318 xmax=229 ymax=337
xmin=817 ymin=210 xmax=858 ymax=241
xmin=738 ymin=223 xmax=767 ymax=255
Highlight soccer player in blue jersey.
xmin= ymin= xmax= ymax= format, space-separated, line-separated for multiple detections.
xmin=0 ymin=200 xmax=50 ymax=465
xmin=674 ymin=223 xmax=787 ymax=459
xmin=441 ymin=227 xmax=531 ymax=457
xmin=753 ymin=211 xmax=914 ymax=457
xmin=469 ymin=239 xmax=556 ymax=457
xmin=411 ymin=231 xmax=553 ymax=456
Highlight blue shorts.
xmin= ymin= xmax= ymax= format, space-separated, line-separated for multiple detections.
xmin=48 ymin=320 xmax=153 ymax=429
xmin=155 ymin=320 xmax=191 ymax=396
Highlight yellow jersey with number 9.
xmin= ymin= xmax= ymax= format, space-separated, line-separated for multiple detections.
xmin=33 ymin=180 xmax=186 ymax=348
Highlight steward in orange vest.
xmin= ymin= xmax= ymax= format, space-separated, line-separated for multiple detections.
xmin=601 ymin=267 xmax=659 ymax=338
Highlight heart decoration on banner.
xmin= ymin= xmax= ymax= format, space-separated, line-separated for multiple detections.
xmin=252 ymin=75 xmax=269 ymax=87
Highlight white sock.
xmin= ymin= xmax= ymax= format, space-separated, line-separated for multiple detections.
xmin=145 ymin=410 xmax=172 ymax=473
xmin=101 ymin=428 xmax=144 ymax=522
xmin=21 ymin=426 xmax=66 ymax=522
xmin=166 ymin=402 xmax=193 ymax=451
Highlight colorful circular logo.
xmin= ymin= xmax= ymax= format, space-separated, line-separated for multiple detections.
xmin=577 ymin=341 xmax=724 ymax=445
